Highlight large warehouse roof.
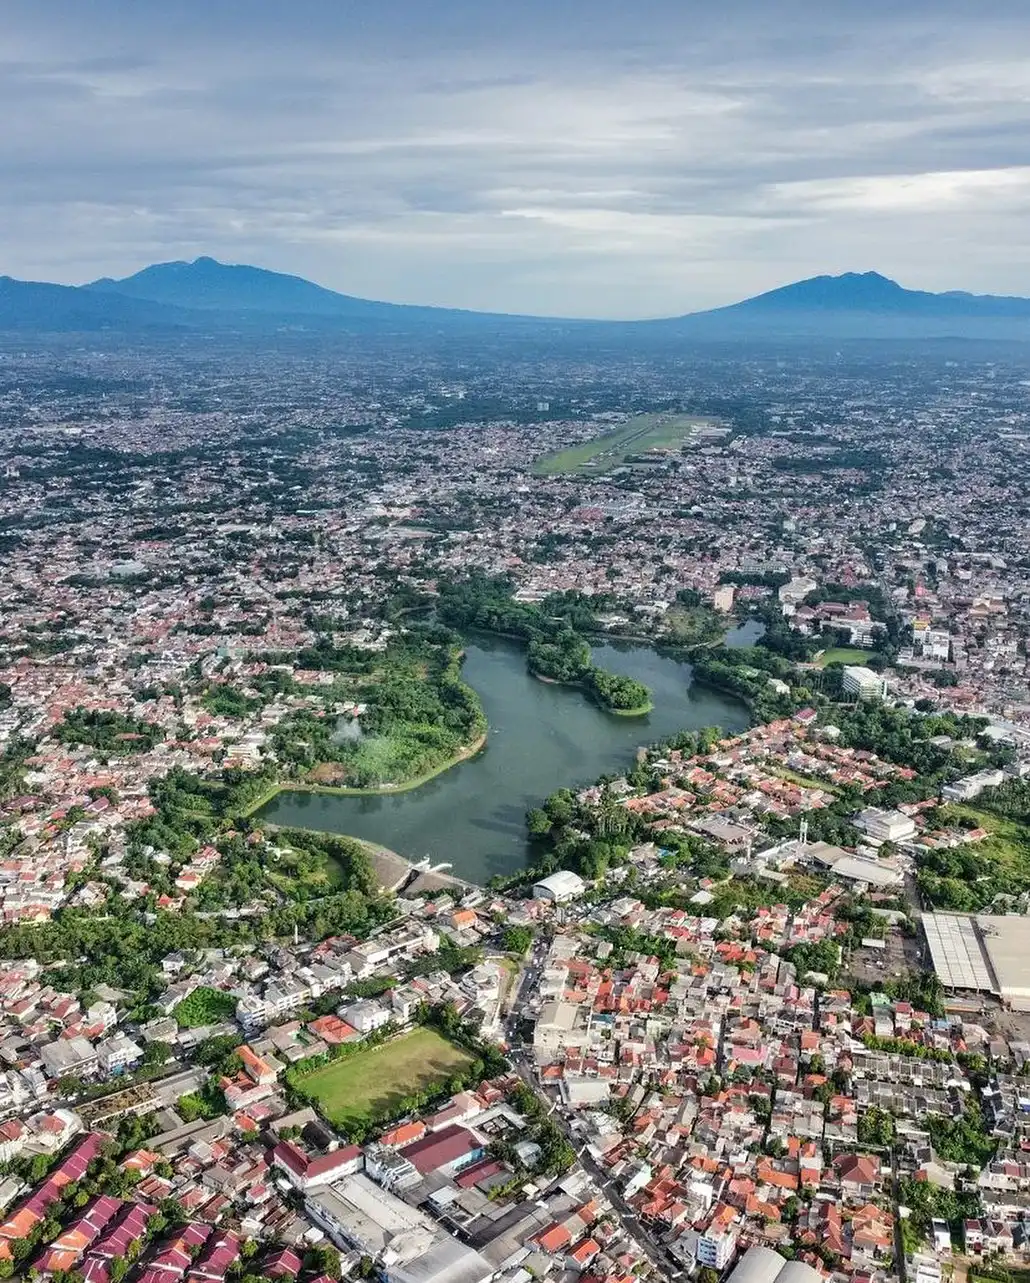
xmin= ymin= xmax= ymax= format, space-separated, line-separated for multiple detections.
xmin=923 ymin=914 xmax=995 ymax=992
xmin=976 ymin=916 xmax=1030 ymax=1005
xmin=923 ymin=912 xmax=1030 ymax=1009
xmin=727 ymin=1246 xmax=822 ymax=1283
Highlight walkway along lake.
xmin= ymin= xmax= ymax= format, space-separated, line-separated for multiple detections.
xmin=258 ymin=623 xmax=760 ymax=884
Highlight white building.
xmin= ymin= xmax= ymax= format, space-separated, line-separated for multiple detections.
xmin=339 ymin=999 xmax=391 ymax=1035
xmin=532 ymin=870 xmax=586 ymax=903
xmin=698 ymin=1223 xmax=738 ymax=1270
xmin=842 ymin=666 xmax=889 ymax=701
xmin=941 ymin=770 xmax=1005 ymax=803
xmin=97 ymin=1033 xmax=143 ymax=1076
xmin=854 ymin=807 xmax=917 ymax=844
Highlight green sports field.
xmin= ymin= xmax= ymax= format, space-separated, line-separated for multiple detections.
xmin=293 ymin=1027 xmax=472 ymax=1126
xmin=815 ymin=647 xmax=876 ymax=668
xmin=532 ymin=413 xmax=718 ymax=477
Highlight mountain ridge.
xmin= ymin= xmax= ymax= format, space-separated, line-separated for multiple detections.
xmin=1 ymin=257 xmax=1029 ymax=338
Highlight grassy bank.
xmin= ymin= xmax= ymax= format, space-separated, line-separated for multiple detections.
xmin=242 ymin=732 xmax=488 ymax=814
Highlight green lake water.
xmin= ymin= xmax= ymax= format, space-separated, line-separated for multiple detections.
xmin=258 ymin=623 xmax=759 ymax=883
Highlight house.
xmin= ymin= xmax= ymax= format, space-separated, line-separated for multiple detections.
xmin=398 ymin=1124 xmax=485 ymax=1177
xmin=237 ymin=1045 xmax=278 ymax=1086
xmin=97 ymin=1033 xmax=143 ymax=1076
xmin=851 ymin=1204 xmax=894 ymax=1258
xmin=271 ymin=1141 xmax=363 ymax=1192
xmin=834 ymin=1153 xmax=882 ymax=1201
xmin=40 ymin=1036 xmax=98 ymax=1080
xmin=337 ymin=1000 xmax=390 ymax=1036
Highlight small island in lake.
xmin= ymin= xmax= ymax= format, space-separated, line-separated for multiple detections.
xmin=527 ymin=631 xmax=652 ymax=714
xmin=438 ymin=574 xmax=654 ymax=715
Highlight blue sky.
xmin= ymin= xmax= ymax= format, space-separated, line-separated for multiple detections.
xmin=4 ymin=0 xmax=1030 ymax=317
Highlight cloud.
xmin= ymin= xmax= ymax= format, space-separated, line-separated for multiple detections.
xmin=2 ymin=0 xmax=1030 ymax=315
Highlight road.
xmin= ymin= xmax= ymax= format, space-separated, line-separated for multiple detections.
xmin=505 ymin=1044 xmax=681 ymax=1278
xmin=500 ymin=943 xmax=680 ymax=1279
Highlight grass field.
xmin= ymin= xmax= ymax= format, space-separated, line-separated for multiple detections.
xmin=294 ymin=1028 xmax=472 ymax=1126
xmin=939 ymin=803 xmax=1030 ymax=871
xmin=815 ymin=647 xmax=876 ymax=668
xmin=532 ymin=413 xmax=718 ymax=477
xmin=173 ymin=986 xmax=238 ymax=1029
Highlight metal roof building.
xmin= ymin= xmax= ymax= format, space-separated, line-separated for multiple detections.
xmin=923 ymin=914 xmax=995 ymax=992
xmin=532 ymin=870 xmax=586 ymax=902
xmin=727 ymin=1246 xmax=822 ymax=1283
xmin=923 ymin=912 xmax=1030 ymax=1011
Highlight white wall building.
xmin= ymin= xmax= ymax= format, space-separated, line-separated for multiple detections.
xmin=842 ymin=666 xmax=889 ymax=701
xmin=854 ymin=807 xmax=917 ymax=844
xmin=532 ymin=871 xmax=586 ymax=903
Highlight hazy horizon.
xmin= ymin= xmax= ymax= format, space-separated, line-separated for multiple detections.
xmin=5 ymin=0 xmax=1030 ymax=319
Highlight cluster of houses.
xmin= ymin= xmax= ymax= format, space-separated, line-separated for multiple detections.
xmin=522 ymin=874 xmax=1030 ymax=1283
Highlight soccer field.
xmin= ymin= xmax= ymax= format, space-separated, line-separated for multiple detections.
xmin=293 ymin=1027 xmax=473 ymax=1126
xmin=532 ymin=413 xmax=716 ymax=477
xmin=815 ymin=647 xmax=876 ymax=668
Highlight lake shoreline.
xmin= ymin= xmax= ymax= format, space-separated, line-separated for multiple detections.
xmin=529 ymin=670 xmax=653 ymax=716
xmin=242 ymin=731 xmax=488 ymax=814
xmin=256 ymin=633 xmax=754 ymax=882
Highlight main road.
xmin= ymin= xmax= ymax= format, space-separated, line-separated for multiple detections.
xmin=502 ymin=941 xmax=682 ymax=1279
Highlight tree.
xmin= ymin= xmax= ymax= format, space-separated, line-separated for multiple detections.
xmin=502 ymin=925 xmax=533 ymax=954
xmin=526 ymin=808 xmax=552 ymax=838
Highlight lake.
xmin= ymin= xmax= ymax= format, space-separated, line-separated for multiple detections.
xmin=258 ymin=622 xmax=760 ymax=884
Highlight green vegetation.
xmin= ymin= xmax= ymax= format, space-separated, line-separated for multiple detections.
xmin=664 ymin=597 xmax=725 ymax=649
xmin=289 ymin=1026 xmax=472 ymax=1130
xmin=494 ymin=1080 xmax=577 ymax=1176
xmin=269 ymin=627 xmax=486 ymax=789
xmin=857 ymin=1106 xmax=896 ymax=1147
xmin=0 ymin=799 xmax=392 ymax=1002
xmin=527 ymin=631 xmax=592 ymax=683
xmin=439 ymin=575 xmax=652 ymax=713
xmin=816 ymin=647 xmax=876 ymax=668
xmin=502 ymin=925 xmax=534 ymax=954
xmin=0 ymin=739 xmax=32 ymax=804
xmin=173 ymin=986 xmax=238 ymax=1028
xmin=583 ymin=666 xmax=652 ymax=714
xmin=916 ymin=787 xmax=1030 ymax=910
xmin=783 ymin=938 xmax=841 ymax=981
xmin=927 ymin=1100 xmax=996 ymax=1167
xmin=689 ymin=643 xmax=812 ymax=723
xmin=177 ymin=1082 xmax=228 ymax=1121
xmin=898 ymin=1174 xmax=982 ymax=1249
xmin=55 ymin=708 xmax=163 ymax=753
xmin=201 ymin=685 xmax=263 ymax=718
xmin=531 ymin=413 xmax=716 ymax=477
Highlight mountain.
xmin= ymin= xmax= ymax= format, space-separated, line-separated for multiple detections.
xmin=0 ymin=275 xmax=193 ymax=331
xmin=83 ymin=255 xmax=548 ymax=329
xmin=653 ymin=270 xmax=1030 ymax=339
xmin=87 ymin=255 xmax=400 ymax=317
xmin=2 ymin=258 xmax=1030 ymax=339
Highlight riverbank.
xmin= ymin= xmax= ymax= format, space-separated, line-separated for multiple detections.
xmin=260 ymin=826 xmax=476 ymax=894
xmin=242 ymin=732 xmax=488 ymax=815
xmin=256 ymin=635 xmax=752 ymax=883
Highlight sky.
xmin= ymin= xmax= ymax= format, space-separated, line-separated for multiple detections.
xmin=4 ymin=0 xmax=1030 ymax=318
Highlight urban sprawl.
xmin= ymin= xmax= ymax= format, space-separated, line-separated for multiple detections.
xmin=0 ymin=336 xmax=1029 ymax=1283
